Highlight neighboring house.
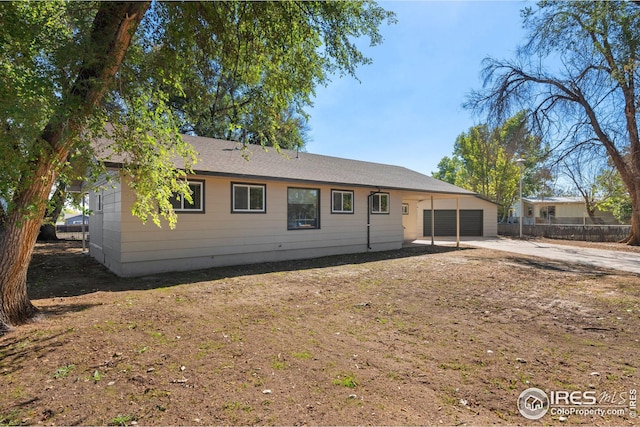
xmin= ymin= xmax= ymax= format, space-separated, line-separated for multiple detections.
xmin=512 ymin=196 xmax=621 ymax=225
xmin=61 ymin=213 xmax=89 ymax=226
xmin=89 ymin=135 xmax=497 ymax=277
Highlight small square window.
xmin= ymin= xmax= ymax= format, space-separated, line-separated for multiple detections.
xmin=332 ymin=190 xmax=354 ymax=214
xmin=370 ymin=193 xmax=389 ymax=214
xmin=232 ymin=183 xmax=266 ymax=213
xmin=170 ymin=181 xmax=204 ymax=212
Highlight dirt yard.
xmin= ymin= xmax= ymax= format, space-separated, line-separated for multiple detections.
xmin=1 ymin=239 xmax=639 ymax=426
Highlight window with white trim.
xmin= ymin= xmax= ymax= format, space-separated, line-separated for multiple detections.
xmin=331 ymin=190 xmax=354 ymax=214
xmin=232 ymin=183 xmax=266 ymax=213
xmin=370 ymin=192 xmax=389 ymax=214
xmin=170 ymin=181 xmax=204 ymax=212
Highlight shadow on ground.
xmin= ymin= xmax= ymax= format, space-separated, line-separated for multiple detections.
xmin=501 ymin=255 xmax=622 ymax=276
xmin=27 ymin=240 xmax=467 ymax=299
xmin=0 ymin=329 xmax=69 ymax=375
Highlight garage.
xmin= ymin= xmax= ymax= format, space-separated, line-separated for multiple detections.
xmin=423 ymin=209 xmax=484 ymax=237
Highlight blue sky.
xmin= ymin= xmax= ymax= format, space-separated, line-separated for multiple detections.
xmin=306 ymin=0 xmax=528 ymax=176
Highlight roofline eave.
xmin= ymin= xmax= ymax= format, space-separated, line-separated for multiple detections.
xmin=99 ymin=162 xmax=478 ymax=197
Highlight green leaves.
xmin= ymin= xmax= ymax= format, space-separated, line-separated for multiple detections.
xmin=433 ymin=112 xmax=545 ymax=220
xmin=595 ymin=166 xmax=633 ymax=223
xmin=136 ymin=1 xmax=395 ymax=149
xmin=0 ymin=1 xmax=81 ymax=207
xmin=1 ymin=0 xmax=394 ymax=229
xmin=99 ymin=90 xmax=198 ymax=229
xmin=470 ymin=0 xmax=640 ymax=239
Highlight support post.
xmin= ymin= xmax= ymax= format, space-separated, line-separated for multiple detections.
xmin=456 ymin=196 xmax=460 ymax=248
xmin=430 ymin=195 xmax=435 ymax=246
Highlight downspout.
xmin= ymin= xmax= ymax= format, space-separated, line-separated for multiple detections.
xmin=82 ymin=192 xmax=87 ymax=254
xmin=367 ymin=188 xmax=382 ymax=250
xmin=367 ymin=194 xmax=371 ymax=250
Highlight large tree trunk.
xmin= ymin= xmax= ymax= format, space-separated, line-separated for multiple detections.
xmin=0 ymin=1 xmax=149 ymax=334
xmin=0 ymin=203 xmax=6 ymax=228
xmin=0 ymin=158 xmax=60 ymax=332
xmin=620 ymin=187 xmax=640 ymax=245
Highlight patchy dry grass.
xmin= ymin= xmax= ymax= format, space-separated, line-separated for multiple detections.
xmin=0 ymin=240 xmax=638 ymax=425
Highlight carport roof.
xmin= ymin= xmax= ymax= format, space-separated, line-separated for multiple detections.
xmin=99 ymin=133 xmax=477 ymax=196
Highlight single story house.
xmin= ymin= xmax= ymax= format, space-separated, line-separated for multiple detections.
xmin=60 ymin=213 xmax=89 ymax=226
xmin=89 ymin=135 xmax=497 ymax=277
xmin=512 ymin=196 xmax=621 ymax=225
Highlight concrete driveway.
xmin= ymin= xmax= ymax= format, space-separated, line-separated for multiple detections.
xmin=413 ymin=237 xmax=640 ymax=275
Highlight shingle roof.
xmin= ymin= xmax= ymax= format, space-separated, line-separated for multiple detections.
xmin=99 ymin=133 xmax=476 ymax=196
